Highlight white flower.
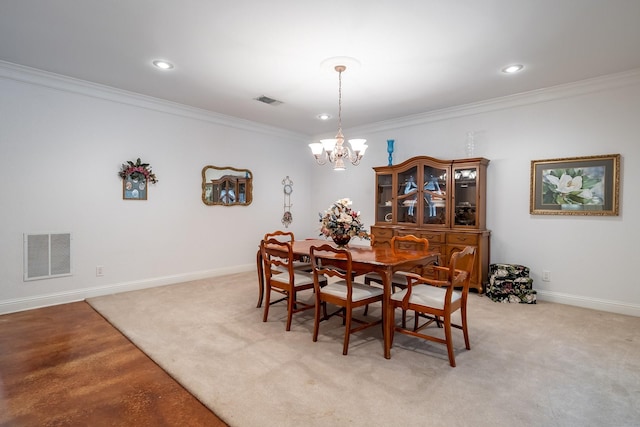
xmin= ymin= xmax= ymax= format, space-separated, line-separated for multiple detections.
xmin=544 ymin=173 xmax=583 ymax=194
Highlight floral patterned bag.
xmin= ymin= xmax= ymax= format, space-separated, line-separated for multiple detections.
xmin=487 ymin=263 xmax=536 ymax=304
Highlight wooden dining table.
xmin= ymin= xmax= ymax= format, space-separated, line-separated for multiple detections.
xmin=256 ymin=238 xmax=440 ymax=359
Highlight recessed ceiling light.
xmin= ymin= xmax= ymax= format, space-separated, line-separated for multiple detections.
xmin=502 ymin=64 xmax=524 ymax=74
xmin=317 ymin=114 xmax=331 ymax=120
xmin=152 ymin=60 xmax=174 ymax=70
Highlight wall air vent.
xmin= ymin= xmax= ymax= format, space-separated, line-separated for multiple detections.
xmin=23 ymin=233 xmax=72 ymax=281
xmin=254 ymin=95 xmax=283 ymax=106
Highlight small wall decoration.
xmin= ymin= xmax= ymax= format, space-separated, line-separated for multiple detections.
xmin=387 ymin=139 xmax=394 ymax=166
xmin=530 ymin=154 xmax=620 ymax=216
xmin=119 ymin=158 xmax=158 ymax=200
xmin=282 ymin=176 xmax=293 ymax=227
xmin=201 ymin=165 xmax=252 ymax=206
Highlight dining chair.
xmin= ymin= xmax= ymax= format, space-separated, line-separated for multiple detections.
xmin=256 ymin=231 xmax=313 ymax=308
xmin=386 ymin=246 xmax=476 ymax=367
xmin=363 ymin=234 xmax=430 ymax=324
xmin=364 ymin=234 xmax=431 ymax=292
xmin=260 ymin=238 xmax=326 ymax=331
xmin=309 ymin=244 xmax=384 ymax=355
xmin=263 ymin=230 xmax=312 ymax=271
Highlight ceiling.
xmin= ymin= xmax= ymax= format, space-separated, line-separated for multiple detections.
xmin=2 ymin=1 xmax=640 ymax=137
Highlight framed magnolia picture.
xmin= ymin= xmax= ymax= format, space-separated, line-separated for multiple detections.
xmin=530 ymin=154 xmax=620 ymax=216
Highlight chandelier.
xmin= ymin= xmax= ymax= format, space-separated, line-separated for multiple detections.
xmin=309 ymin=65 xmax=368 ymax=171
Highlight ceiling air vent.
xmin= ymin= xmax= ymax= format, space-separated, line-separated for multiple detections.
xmin=254 ymin=95 xmax=283 ymax=106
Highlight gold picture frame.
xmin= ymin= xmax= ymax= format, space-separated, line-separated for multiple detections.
xmin=530 ymin=154 xmax=620 ymax=216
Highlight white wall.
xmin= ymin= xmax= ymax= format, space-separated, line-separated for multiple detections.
xmin=0 ymin=63 xmax=316 ymax=313
xmin=310 ymin=70 xmax=640 ymax=316
xmin=2 ymin=63 xmax=640 ymax=316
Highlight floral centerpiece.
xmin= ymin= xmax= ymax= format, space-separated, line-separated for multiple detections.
xmin=118 ymin=158 xmax=158 ymax=184
xmin=319 ymin=198 xmax=370 ymax=246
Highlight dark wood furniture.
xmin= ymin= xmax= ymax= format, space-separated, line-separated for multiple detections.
xmin=372 ymin=156 xmax=490 ymax=292
xmin=256 ymin=231 xmax=311 ymax=308
xmin=309 ymin=244 xmax=384 ymax=355
xmin=258 ymin=238 xmax=439 ymax=358
xmin=260 ymin=238 xmax=325 ymax=331
xmin=363 ymin=234 xmax=431 ymax=324
xmin=364 ymin=234 xmax=431 ymax=292
xmin=387 ymin=246 xmax=476 ymax=367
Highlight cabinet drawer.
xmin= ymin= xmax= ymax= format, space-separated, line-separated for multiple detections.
xmin=447 ymin=233 xmax=479 ymax=245
xmin=418 ymin=231 xmax=444 ymax=243
xmin=372 ymin=227 xmax=394 ymax=239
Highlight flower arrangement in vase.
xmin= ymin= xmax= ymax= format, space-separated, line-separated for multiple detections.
xmin=318 ymin=198 xmax=370 ymax=247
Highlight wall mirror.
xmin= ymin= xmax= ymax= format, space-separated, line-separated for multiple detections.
xmin=202 ymin=165 xmax=253 ymax=206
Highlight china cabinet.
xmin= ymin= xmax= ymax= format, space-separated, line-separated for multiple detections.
xmin=372 ymin=156 xmax=490 ymax=292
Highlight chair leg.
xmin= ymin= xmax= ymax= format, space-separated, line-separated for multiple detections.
xmin=313 ymin=298 xmax=321 ymax=342
xmin=343 ymin=307 xmax=352 ymax=355
xmin=256 ymin=249 xmax=264 ymax=308
xmin=286 ymin=290 xmax=294 ymax=331
xmin=443 ymin=314 xmax=456 ymax=367
xmin=262 ymin=285 xmax=271 ymax=323
xmin=461 ymin=304 xmax=470 ymax=350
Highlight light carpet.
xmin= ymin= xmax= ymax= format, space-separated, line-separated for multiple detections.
xmin=87 ymin=272 xmax=640 ymax=427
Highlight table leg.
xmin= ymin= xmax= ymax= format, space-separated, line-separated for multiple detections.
xmin=256 ymin=248 xmax=264 ymax=308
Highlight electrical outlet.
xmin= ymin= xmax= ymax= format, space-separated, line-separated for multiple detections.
xmin=96 ymin=266 xmax=104 ymax=277
xmin=542 ymin=270 xmax=551 ymax=282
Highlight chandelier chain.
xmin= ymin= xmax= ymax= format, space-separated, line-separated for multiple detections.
xmin=337 ymin=68 xmax=343 ymax=131
xmin=308 ymin=63 xmax=367 ymax=170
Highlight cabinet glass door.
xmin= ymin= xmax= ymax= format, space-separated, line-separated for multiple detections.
xmin=422 ymin=165 xmax=447 ymax=225
xmin=238 ymin=180 xmax=246 ymax=203
xmin=376 ymin=173 xmax=393 ymax=223
xmin=397 ymin=166 xmax=419 ymax=224
xmin=453 ymin=167 xmax=478 ymax=226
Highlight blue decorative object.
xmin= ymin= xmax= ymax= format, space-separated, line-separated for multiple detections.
xmin=387 ymin=139 xmax=395 ymax=166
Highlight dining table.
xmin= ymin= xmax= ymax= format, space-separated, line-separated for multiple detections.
xmin=256 ymin=238 xmax=440 ymax=359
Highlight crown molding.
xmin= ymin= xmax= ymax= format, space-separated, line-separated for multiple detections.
xmin=4 ymin=60 xmax=639 ymax=142
xmin=0 ymin=60 xmax=307 ymax=142
xmin=348 ymin=68 xmax=640 ymax=136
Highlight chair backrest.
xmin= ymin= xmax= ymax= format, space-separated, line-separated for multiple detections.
xmin=448 ymin=246 xmax=476 ymax=291
xmin=310 ymin=244 xmax=354 ymax=294
xmin=261 ymin=237 xmax=295 ymax=280
xmin=391 ymin=234 xmax=429 ymax=254
xmin=263 ymin=230 xmax=295 ymax=243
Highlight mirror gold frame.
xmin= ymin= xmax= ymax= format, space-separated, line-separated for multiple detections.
xmin=202 ymin=165 xmax=253 ymax=206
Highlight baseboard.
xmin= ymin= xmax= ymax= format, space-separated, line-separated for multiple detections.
xmin=0 ymin=264 xmax=255 ymax=315
xmin=536 ymin=290 xmax=640 ymax=317
xmin=4 ymin=272 xmax=638 ymax=318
